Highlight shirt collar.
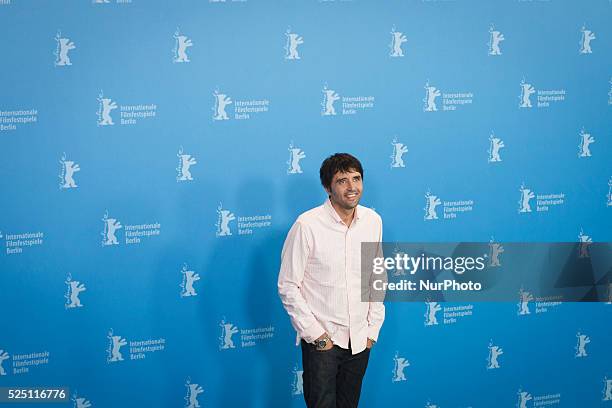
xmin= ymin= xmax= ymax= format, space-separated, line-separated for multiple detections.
xmin=323 ymin=197 xmax=362 ymax=225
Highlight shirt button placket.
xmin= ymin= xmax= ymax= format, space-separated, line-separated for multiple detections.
xmin=345 ymin=224 xmax=354 ymax=348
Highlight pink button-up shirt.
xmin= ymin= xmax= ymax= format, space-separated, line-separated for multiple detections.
xmin=278 ymin=197 xmax=385 ymax=355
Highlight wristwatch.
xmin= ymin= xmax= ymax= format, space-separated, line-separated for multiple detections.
xmin=314 ymin=333 xmax=331 ymax=350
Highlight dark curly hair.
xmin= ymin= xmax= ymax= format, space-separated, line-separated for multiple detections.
xmin=319 ymin=153 xmax=363 ymax=191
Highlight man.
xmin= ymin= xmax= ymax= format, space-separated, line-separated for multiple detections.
xmin=278 ymin=153 xmax=385 ymax=408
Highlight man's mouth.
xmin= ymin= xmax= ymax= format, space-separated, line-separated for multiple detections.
xmin=346 ymin=192 xmax=358 ymax=200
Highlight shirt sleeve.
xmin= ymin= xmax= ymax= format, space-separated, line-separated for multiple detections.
xmin=367 ymin=214 xmax=385 ymax=341
xmin=277 ymin=220 xmax=326 ymax=344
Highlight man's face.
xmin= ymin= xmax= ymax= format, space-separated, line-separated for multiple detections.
xmin=326 ymin=169 xmax=363 ymax=211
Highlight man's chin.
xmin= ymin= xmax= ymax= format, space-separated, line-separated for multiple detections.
xmin=341 ymin=199 xmax=360 ymax=209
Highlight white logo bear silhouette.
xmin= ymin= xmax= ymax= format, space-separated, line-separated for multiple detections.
xmin=219 ymin=319 xmax=239 ymax=349
xmin=390 ymin=138 xmax=408 ymax=168
xmin=65 ymin=274 xmax=86 ymax=308
xmin=423 ymin=81 xmax=441 ymax=112
xmin=575 ymin=332 xmax=590 ymax=357
xmin=488 ymin=25 xmax=504 ymax=56
xmin=519 ymin=80 xmax=535 ymax=108
xmin=292 ymin=364 xmax=304 ymax=395
xmin=0 ymin=350 xmax=9 ymax=376
xmin=71 ymin=392 xmax=92 ymax=408
xmin=488 ymin=133 xmax=504 ymax=163
xmin=579 ymin=26 xmax=595 ymax=54
xmin=285 ymin=29 xmax=304 ymax=60
xmin=102 ymin=212 xmax=122 ymax=246
xmin=287 ymin=143 xmax=306 ymax=174
xmin=177 ymin=147 xmax=197 ymax=182
xmin=107 ymin=329 xmax=127 ymax=362
xmin=517 ymin=287 xmax=533 ymax=315
xmin=424 ymin=191 xmax=441 ymax=220
xmin=518 ymin=184 xmax=535 ymax=213
xmin=424 ymin=301 xmax=441 ymax=326
xmin=390 ymin=27 xmax=407 ymax=57
xmin=603 ymin=377 xmax=612 ymax=401
xmin=392 ymin=352 xmax=410 ymax=382
xmin=59 ymin=153 xmax=80 ymax=189
xmin=488 ymin=239 xmax=504 ymax=267
xmin=487 ymin=341 xmax=503 ymax=369
xmin=185 ymin=378 xmax=204 ymax=408
xmin=578 ymin=229 xmax=592 ymax=258
xmin=213 ymin=90 xmax=232 ymax=121
xmin=180 ymin=265 xmax=200 ymax=297
xmin=55 ymin=31 xmax=76 ymax=66
xmin=97 ymin=91 xmax=117 ymax=126
xmin=215 ymin=203 xmax=235 ymax=237
xmin=517 ymin=389 xmax=533 ymax=408
xmin=578 ymin=129 xmax=595 ymax=158
xmin=173 ymin=28 xmax=193 ymax=63
xmin=321 ymin=86 xmax=340 ymax=116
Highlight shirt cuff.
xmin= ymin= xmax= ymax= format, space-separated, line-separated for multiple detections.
xmin=302 ymin=320 xmax=326 ymax=344
xmin=367 ymin=325 xmax=381 ymax=342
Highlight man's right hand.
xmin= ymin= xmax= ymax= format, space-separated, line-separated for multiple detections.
xmin=315 ymin=333 xmax=333 ymax=351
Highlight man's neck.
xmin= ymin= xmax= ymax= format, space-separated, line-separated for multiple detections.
xmin=330 ymin=199 xmax=356 ymax=226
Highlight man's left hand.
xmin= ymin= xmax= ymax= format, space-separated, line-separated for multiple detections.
xmin=367 ymin=338 xmax=375 ymax=349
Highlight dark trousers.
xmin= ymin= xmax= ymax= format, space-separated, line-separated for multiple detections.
xmin=300 ymin=339 xmax=371 ymax=408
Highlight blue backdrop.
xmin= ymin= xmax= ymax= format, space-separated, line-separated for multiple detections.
xmin=0 ymin=0 xmax=611 ymax=407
